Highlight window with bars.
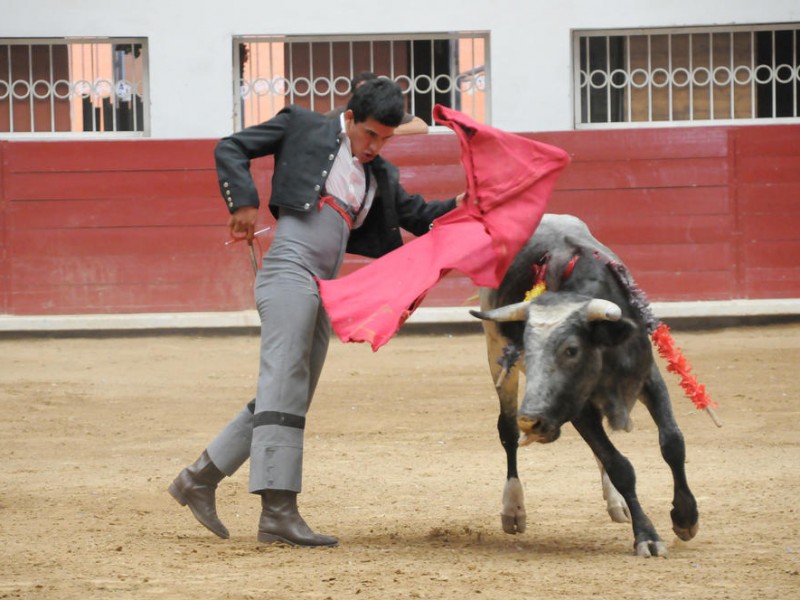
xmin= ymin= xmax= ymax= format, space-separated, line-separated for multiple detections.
xmin=234 ymin=33 xmax=489 ymax=130
xmin=574 ymin=24 xmax=800 ymax=127
xmin=0 ymin=38 xmax=148 ymax=135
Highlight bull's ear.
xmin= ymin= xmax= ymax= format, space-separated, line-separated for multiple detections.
xmin=470 ymin=300 xmax=530 ymax=322
xmin=589 ymin=318 xmax=637 ymax=347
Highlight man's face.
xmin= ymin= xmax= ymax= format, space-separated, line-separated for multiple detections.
xmin=344 ymin=110 xmax=396 ymax=163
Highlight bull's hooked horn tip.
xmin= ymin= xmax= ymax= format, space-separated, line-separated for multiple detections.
xmin=469 ymin=309 xmax=486 ymax=320
xmin=586 ymin=299 xmax=623 ymax=322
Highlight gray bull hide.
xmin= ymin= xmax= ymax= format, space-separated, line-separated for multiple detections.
xmin=471 ymin=214 xmax=699 ymax=557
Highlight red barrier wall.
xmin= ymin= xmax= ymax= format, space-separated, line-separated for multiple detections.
xmin=1 ymin=124 xmax=798 ymax=316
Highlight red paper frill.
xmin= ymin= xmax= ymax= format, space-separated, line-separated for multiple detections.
xmin=651 ymin=323 xmax=717 ymax=410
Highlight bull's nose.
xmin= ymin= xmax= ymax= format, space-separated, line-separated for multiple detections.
xmin=517 ymin=415 xmax=560 ymax=443
xmin=517 ymin=415 xmax=538 ymax=434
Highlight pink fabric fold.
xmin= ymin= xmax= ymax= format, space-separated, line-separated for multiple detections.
xmin=318 ymin=105 xmax=571 ymax=350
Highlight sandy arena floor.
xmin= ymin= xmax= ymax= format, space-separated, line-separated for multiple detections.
xmin=1 ymin=322 xmax=799 ymax=599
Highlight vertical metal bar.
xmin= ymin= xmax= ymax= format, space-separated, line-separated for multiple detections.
xmin=483 ymin=33 xmax=491 ymax=124
xmin=689 ymin=33 xmax=694 ymax=121
xmin=238 ymin=40 xmax=245 ymax=128
xmin=409 ymin=39 xmax=415 ymax=113
xmin=668 ymin=34 xmax=673 ymax=121
xmin=110 ymin=44 xmax=118 ymax=132
xmin=625 ymin=34 xmax=632 ymax=123
xmin=794 ymin=29 xmax=798 ymax=118
xmin=728 ymin=32 xmax=734 ymax=119
xmin=449 ymin=34 xmax=456 ymax=117
xmin=288 ymin=41 xmax=294 ymax=106
xmin=27 ymin=44 xmax=34 ymax=131
xmin=6 ymin=44 xmax=14 ymax=132
xmin=48 ymin=43 xmax=55 ymax=132
xmin=269 ymin=41 xmax=276 ymax=124
xmin=430 ymin=39 xmax=434 ymax=116
xmin=647 ymin=35 xmax=653 ymax=122
xmin=584 ymin=37 xmax=591 ymax=123
xmin=771 ymin=31 xmax=777 ymax=118
xmin=132 ymin=42 xmax=139 ymax=132
xmin=247 ymin=40 xmax=253 ymax=126
xmin=91 ymin=43 xmax=98 ymax=132
xmin=348 ymin=40 xmax=353 ymax=81
xmin=750 ymin=31 xmax=756 ymax=119
xmin=328 ymin=41 xmax=334 ymax=111
xmin=389 ymin=39 xmax=395 ymax=80
xmin=469 ymin=35 xmax=476 ymax=119
xmin=309 ymin=41 xmax=315 ymax=111
xmin=605 ymin=36 xmax=611 ymax=123
xmin=79 ymin=41 xmax=87 ymax=131
xmin=709 ymin=33 xmax=715 ymax=120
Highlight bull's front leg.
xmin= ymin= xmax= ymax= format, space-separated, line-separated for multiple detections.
xmin=572 ymin=404 xmax=667 ymax=558
xmin=480 ymin=290 xmax=526 ymax=535
xmin=641 ymin=365 xmax=699 ymax=541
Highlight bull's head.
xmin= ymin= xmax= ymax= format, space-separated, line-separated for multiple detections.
xmin=471 ymin=292 xmax=636 ymax=444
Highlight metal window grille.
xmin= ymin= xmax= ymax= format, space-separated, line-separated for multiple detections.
xmin=574 ymin=24 xmax=800 ymax=128
xmin=233 ymin=33 xmax=490 ymax=130
xmin=0 ymin=38 xmax=148 ymax=135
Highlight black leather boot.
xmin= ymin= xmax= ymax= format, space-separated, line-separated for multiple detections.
xmin=168 ymin=450 xmax=230 ymax=539
xmin=257 ymin=490 xmax=338 ymax=547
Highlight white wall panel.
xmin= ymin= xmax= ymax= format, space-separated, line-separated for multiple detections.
xmin=1 ymin=0 xmax=797 ymax=137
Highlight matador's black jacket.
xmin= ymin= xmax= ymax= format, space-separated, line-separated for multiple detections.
xmin=215 ymin=105 xmax=457 ymax=258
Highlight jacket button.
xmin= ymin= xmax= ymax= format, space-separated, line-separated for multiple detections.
xmin=223 ymin=182 xmax=229 ymax=188
xmin=328 ymin=154 xmax=335 ymax=160
xmin=314 ymin=184 xmax=321 ymax=192
xmin=321 ymin=170 xmax=328 ymax=177
xmin=303 ymin=202 xmax=311 ymax=209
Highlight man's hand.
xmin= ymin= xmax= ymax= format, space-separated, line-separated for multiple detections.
xmin=228 ymin=206 xmax=259 ymax=241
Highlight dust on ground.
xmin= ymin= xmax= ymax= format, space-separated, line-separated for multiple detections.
xmin=1 ymin=323 xmax=799 ymax=599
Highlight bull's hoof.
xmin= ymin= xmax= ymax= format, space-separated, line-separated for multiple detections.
xmin=501 ymin=512 xmax=526 ymax=534
xmin=670 ymin=495 xmax=699 ymax=541
xmin=673 ymin=520 xmax=699 ymax=541
xmin=635 ymin=539 xmax=668 ymax=558
xmin=501 ymin=478 xmax=526 ymax=534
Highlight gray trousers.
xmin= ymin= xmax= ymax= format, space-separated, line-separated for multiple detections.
xmin=207 ymin=203 xmax=349 ymax=493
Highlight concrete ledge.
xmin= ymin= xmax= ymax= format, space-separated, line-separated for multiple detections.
xmin=1 ymin=298 xmax=799 ymax=333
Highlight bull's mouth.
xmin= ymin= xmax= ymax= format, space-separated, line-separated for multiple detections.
xmin=517 ymin=416 xmax=561 ymax=445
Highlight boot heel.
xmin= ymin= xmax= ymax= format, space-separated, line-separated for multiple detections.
xmin=257 ymin=531 xmax=293 ymax=545
xmin=167 ymin=481 xmax=187 ymax=506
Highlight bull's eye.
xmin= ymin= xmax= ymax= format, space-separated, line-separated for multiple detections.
xmin=564 ymin=345 xmax=579 ymax=358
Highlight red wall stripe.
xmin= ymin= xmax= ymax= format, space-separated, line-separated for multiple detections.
xmin=1 ymin=124 xmax=799 ymax=317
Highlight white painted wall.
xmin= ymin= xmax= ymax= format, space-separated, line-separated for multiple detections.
xmin=2 ymin=0 xmax=798 ymax=138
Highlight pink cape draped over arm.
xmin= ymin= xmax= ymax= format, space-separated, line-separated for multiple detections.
xmin=317 ymin=105 xmax=571 ymax=351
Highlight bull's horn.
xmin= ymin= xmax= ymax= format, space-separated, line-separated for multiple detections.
xmin=586 ymin=299 xmax=622 ymax=322
xmin=470 ymin=301 xmax=530 ymax=323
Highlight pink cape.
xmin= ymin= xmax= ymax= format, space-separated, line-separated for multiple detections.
xmin=318 ymin=105 xmax=571 ymax=350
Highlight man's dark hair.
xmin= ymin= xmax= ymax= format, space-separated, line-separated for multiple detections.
xmin=346 ymin=78 xmax=405 ymax=127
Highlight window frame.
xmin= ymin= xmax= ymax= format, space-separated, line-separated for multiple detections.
xmin=231 ymin=32 xmax=490 ymax=131
xmin=0 ymin=36 xmax=150 ymax=138
xmin=573 ymin=23 xmax=800 ymax=129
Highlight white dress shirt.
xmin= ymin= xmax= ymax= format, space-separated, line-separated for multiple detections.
xmin=323 ymin=113 xmax=377 ymax=229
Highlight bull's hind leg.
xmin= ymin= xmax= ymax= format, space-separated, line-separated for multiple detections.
xmin=641 ymin=365 xmax=699 ymax=541
xmin=573 ymin=404 xmax=667 ymax=557
xmin=480 ymin=291 xmax=526 ymax=535
xmin=594 ymin=455 xmax=630 ymax=523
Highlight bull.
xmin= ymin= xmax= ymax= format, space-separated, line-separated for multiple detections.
xmin=471 ymin=213 xmax=699 ymax=557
